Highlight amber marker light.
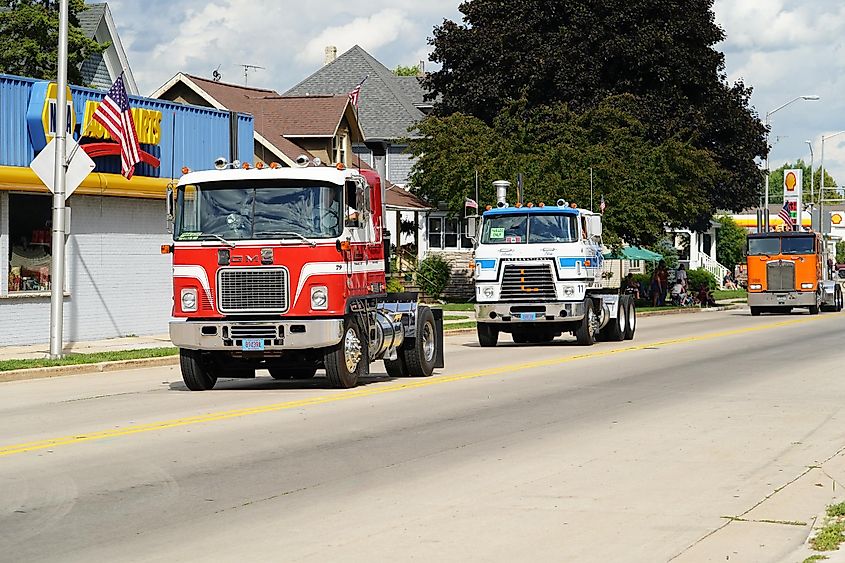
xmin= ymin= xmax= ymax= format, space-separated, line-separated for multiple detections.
xmin=242 ymin=162 xmax=251 ymax=169
xmin=270 ymin=162 xmax=282 ymax=169
xmin=160 ymin=244 xmax=173 ymax=254
xmin=255 ymin=161 xmax=265 ymax=169
xmin=181 ymin=166 xmax=191 ymax=175
xmin=336 ymin=163 xmax=346 ymax=170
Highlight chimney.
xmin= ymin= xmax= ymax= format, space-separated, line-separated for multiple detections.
xmin=418 ymin=60 xmax=425 ymax=77
xmin=324 ymin=46 xmax=337 ymax=66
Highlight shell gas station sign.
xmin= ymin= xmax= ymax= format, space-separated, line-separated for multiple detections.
xmin=783 ymin=169 xmax=803 ymax=228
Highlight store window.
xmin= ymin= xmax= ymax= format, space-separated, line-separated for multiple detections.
xmin=428 ymin=216 xmax=472 ymax=250
xmin=8 ymin=194 xmax=53 ymax=293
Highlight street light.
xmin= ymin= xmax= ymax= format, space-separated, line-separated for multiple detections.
xmin=805 ymin=139 xmax=814 ymax=230
xmin=763 ymin=95 xmax=820 ymax=231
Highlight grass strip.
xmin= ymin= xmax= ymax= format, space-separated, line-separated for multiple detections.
xmin=713 ymin=289 xmax=747 ymax=300
xmin=444 ymin=321 xmax=477 ymax=331
xmin=809 ymin=502 xmax=845 ymax=552
xmin=441 ymin=303 xmax=475 ymax=311
xmin=0 ymin=347 xmax=178 ymax=372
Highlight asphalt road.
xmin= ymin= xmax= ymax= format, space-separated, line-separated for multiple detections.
xmin=1 ymin=308 xmax=844 ymax=562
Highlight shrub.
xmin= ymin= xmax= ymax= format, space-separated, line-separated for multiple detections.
xmin=386 ymin=277 xmax=405 ymax=293
xmin=416 ymin=254 xmax=451 ymax=298
xmin=688 ymin=268 xmax=717 ymax=291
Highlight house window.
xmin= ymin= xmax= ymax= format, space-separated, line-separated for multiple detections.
xmin=428 ymin=216 xmax=471 ymax=250
xmin=333 ymin=134 xmax=347 ymax=165
xmin=8 ymin=194 xmax=53 ymax=293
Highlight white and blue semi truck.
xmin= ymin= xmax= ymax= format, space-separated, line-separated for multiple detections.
xmin=470 ymin=180 xmax=636 ymax=347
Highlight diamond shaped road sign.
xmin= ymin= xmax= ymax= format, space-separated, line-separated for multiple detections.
xmin=30 ymin=138 xmax=96 ymax=197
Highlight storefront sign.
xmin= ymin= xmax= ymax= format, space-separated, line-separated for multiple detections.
xmin=26 ymin=82 xmax=77 ymax=152
xmin=81 ymin=101 xmax=162 ymax=145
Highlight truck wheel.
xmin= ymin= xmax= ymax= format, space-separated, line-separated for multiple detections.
xmin=403 ymin=306 xmax=437 ymax=377
xmin=383 ymin=355 xmax=408 ymax=377
xmin=623 ymin=296 xmax=636 ymax=340
xmin=512 ymin=331 xmax=529 ymax=344
xmin=809 ymin=293 xmax=821 ymax=315
xmin=325 ymin=318 xmax=366 ymax=388
xmin=575 ymin=300 xmax=598 ymax=346
xmin=269 ymin=366 xmax=317 ymax=380
xmin=601 ymin=297 xmax=625 ymax=342
xmin=750 ymin=307 xmax=761 ymax=316
xmin=180 ymin=349 xmax=218 ymax=391
xmin=477 ymin=322 xmax=499 ymax=347
xmin=837 ymin=287 xmax=844 ymax=312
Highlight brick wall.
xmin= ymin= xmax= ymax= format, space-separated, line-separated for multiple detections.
xmin=0 ymin=195 xmax=172 ymax=346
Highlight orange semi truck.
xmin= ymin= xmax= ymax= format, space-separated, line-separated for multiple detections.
xmin=746 ymin=231 xmax=843 ymax=315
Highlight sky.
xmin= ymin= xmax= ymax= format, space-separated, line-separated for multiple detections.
xmin=108 ymin=0 xmax=845 ymax=188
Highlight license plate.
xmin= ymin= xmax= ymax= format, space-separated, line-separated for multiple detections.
xmin=242 ymin=338 xmax=265 ymax=351
xmin=520 ymin=313 xmax=537 ymax=321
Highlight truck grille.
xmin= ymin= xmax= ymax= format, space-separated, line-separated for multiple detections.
xmin=218 ymin=268 xmax=289 ymax=313
xmin=501 ymin=264 xmax=556 ymax=302
xmin=767 ymin=260 xmax=795 ymax=291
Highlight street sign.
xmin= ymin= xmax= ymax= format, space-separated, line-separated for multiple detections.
xmin=30 ymin=138 xmax=95 ymax=197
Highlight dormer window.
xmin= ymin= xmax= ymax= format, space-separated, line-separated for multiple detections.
xmin=333 ymin=134 xmax=347 ymax=165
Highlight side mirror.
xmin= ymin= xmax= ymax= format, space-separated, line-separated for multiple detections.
xmin=464 ymin=215 xmax=479 ymax=240
xmin=588 ymin=215 xmax=603 ymax=237
xmin=344 ymin=180 xmax=362 ymax=228
xmin=166 ymin=185 xmax=174 ymax=234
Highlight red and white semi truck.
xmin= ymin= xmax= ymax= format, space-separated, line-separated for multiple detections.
xmin=165 ymin=159 xmax=443 ymax=390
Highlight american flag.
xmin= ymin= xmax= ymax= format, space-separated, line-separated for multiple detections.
xmin=348 ymin=76 xmax=368 ymax=108
xmin=778 ymin=201 xmax=793 ymax=228
xmin=465 ymin=197 xmax=478 ymax=209
xmin=91 ymin=75 xmax=141 ymax=179
xmin=600 ymin=195 xmax=606 ymax=213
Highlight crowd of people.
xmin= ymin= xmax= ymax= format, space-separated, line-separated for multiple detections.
xmin=623 ymin=261 xmax=718 ymax=308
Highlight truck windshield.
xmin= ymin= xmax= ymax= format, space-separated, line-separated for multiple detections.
xmin=481 ymin=213 xmax=579 ymax=244
xmin=781 ymin=237 xmax=815 ymax=254
xmin=174 ymin=180 xmax=343 ymax=241
xmin=747 ymin=237 xmax=781 ymax=255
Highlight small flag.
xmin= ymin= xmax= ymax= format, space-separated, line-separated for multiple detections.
xmin=778 ymin=201 xmax=793 ymax=227
xmin=348 ymin=76 xmax=368 ymax=108
xmin=600 ymin=195 xmax=606 ymax=213
xmin=91 ymin=74 xmax=141 ymax=179
xmin=465 ymin=197 xmax=478 ymax=209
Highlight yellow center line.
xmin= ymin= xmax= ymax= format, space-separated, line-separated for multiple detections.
xmin=0 ymin=313 xmax=838 ymax=458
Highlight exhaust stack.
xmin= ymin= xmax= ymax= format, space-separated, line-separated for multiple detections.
xmin=493 ymin=180 xmax=510 ymax=208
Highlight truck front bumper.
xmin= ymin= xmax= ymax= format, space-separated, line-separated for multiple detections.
xmin=747 ymin=291 xmax=817 ymax=308
xmin=476 ymin=301 xmax=585 ymax=323
xmin=170 ymin=319 xmax=344 ymax=351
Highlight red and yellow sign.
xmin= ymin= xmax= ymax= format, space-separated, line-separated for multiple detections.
xmin=785 ymin=171 xmax=798 ymax=192
xmin=832 ymin=212 xmax=844 ymax=226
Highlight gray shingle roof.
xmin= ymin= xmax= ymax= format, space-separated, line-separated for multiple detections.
xmin=77 ymin=3 xmax=106 ymax=38
xmin=284 ymin=45 xmax=424 ymax=141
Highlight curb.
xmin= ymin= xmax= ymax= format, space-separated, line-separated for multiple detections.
xmin=638 ymin=304 xmax=742 ymax=317
xmin=0 ymin=355 xmax=179 ymax=383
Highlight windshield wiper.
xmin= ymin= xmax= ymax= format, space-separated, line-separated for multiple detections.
xmin=262 ymin=231 xmax=317 ymax=247
xmin=196 ymin=233 xmax=235 ymax=247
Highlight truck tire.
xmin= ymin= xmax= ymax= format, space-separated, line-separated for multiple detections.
xmin=325 ymin=317 xmax=366 ymax=388
xmin=600 ymin=297 xmax=625 ymax=342
xmin=180 ymin=349 xmax=218 ymax=391
xmin=477 ymin=322 xmax=499 ymax=347
xmin=512 ymin=331 xmax=529 ymax=344
xmin=623 ymin=296 xmax=636 ymax=340
xmin=837 ymin=287 xmax=844 ymax=312
xmin=268 ymin=366 xmax=317 ymax=380
xmin=383 ymin=355 xmax=408 ymax=377
xmin=403 ymin=306 xmax=437 ymax=377
xmin=575 ymin=299 xmax=597 ymax=346
xmin=750 ymin=307 xmax=761 ymax=316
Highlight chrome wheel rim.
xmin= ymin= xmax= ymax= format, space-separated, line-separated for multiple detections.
xmin=344 ymin=327 xmax=362 ymax=373
xmin=629 ymin=304 xmax=636 ymax=331
xmin=422 ymin=322 xmax=436 ymax=362
xmin=618 ymin=303 xmax=627 ymax=333
xmin=588 ymin=306 xmax=600 ymax=336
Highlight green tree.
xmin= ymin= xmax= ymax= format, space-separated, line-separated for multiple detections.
xmin=395 ymin=64 xmax=420 ymax=77
xmin=423 ymin=0 xmax=766 ymax=214
xmin=715 ymin=215 xmax=746 ymax=271
xmin=0 ymin=0 xmax=107 ymax=84
xmin=837 ymin=241 xmax=845 ymax=264
xmin=408 ymin=98 xmax=718 ymax=247
xmin=767 ymin=161 xmax=836 ymax=204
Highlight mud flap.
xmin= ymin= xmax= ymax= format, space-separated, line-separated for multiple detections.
xmin=431 ymin=307 xmax=445 ymax=369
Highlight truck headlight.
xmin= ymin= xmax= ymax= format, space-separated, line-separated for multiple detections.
xmin=311 ymin=286 xmax=328 ymax=310
xmin=801 ymin=283 xmax=814 ymax=289
xmin=749 ymin=284 xmax=762 ymax=290
xmin=562 ymin=285 xmax=575 ymax=297
xmin=181 ymin=288 xmax=198 ymax=312
xmin=482 ymin=286 xmax=495 ymax=298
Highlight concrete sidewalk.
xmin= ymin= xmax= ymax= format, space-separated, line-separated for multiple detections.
xmin=0 ymin=333 xmax=173 ymax=362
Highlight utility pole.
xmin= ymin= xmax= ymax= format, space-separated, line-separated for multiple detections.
xmin=49 ymin=0 xmax=69 ymax=358
xmin=589 ymin=167 xmax=594 ymax=210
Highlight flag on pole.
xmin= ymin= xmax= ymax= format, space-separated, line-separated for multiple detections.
xmin=778 ymin=200 xmax=793 ymax=227
xmin=599 ymin=195 xmax=606 ymax=213
xmin=465 ymin=197 xmax=478 ymax=209
xmin=348 ymin=76 xmax=368 ymax=108
xmin=91 ymin=74 xmax=141 ymax=179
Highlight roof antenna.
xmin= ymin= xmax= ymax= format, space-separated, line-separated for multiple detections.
xmin=239 ymin=64 xmax=265 ymax=86
xmin=212 ymin=65 xmax=222 ymax=82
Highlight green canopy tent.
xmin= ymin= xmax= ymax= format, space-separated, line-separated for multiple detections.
xmin=603 ymin=246 xmax=663 ymax=261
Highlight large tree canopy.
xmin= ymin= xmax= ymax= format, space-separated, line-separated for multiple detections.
xmin=409 ymin=99 xmax=717 ymax=247
xmin=0 ymin=0 xmax=107 ymax=85
xmin=422 ymin=0 xmax=767 ymax=214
